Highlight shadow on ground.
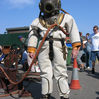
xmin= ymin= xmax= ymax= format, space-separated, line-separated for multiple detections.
xmin=23 ymin=79 xmax=41 ymax=99
xmin=85 ymin=70 xmax=99 ymax=80
xmin=23 ymin=79 xmax=56 ymax=99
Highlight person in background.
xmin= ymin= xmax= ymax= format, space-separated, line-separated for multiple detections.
xmin=85 ymin=33 xmax=92 ymax=70
xmin=77 ymin=32 xmax=85 ymax=71
xmin=18 ymin=36 xmax=40 ymax=72
xmin=0 ymin=45 xmax=5 ymax=64
xmin=88 ymin=25 xmax=99 ymax=74
xmin=18 ymin=36 xmax=27 ymax=52
xmin=21 ymin=49 xmax=28 ymax=71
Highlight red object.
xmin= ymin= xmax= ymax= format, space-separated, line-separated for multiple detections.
xmin=70 ymin=58 xmax=81 ymax=90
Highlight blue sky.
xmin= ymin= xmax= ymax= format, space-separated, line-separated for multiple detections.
xmin=0 ymin=0 xmax=99 ymax=36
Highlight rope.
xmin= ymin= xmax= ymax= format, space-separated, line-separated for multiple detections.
xmin=0 ymin=24 xmax=68 ymax=85
xmin=0 ymin=90 xmax=19 ymax=97
xmin=0 ymin=9 xmax=69 ymax=97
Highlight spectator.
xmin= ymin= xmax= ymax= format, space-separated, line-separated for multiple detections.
xmin=77 ymin=32 xmax=85 ymax=71
xmin=27 ymin=54 xmax=40 ymax=72
xmin=21 ymin=50 xmax=28 ymax=65
xmin=88 ymin=25 xmax=99 ymax=74
xmin=0 ymin=45 xmax=5 ymax=64
xmin=18 ymin=36 xmax=40 ymax=72
xmin=85 ymin=33 xmax=92 ymax=69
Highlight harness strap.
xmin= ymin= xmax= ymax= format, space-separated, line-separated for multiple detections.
xmin=48 ymin=37 xmax=66 ymax=61
xmin=60 ymin=39 xmax=67 ymax=60
xmin=49 ymin=37 xmax=54 ymax=61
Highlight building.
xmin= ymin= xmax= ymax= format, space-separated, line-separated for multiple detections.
xmin=6 ymin=26 xmax=29 ymax=34
xmin=0 ymin=26 xmax=29 ymax=54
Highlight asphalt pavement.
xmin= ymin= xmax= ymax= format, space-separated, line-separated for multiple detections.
xmin=0 ymin=63 xmax=99 ymax=99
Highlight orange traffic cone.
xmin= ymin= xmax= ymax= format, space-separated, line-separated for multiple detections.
xmin=70 ymin=58 xmax=81 ymax=90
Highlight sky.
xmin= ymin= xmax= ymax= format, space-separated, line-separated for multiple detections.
xmin=0 ymin=0 xmax=99 ymax=36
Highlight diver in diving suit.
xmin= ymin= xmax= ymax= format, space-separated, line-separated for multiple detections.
xmin=27 ymin=0 xmax=81 ymax=99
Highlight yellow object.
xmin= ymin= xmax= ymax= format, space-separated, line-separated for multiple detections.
xmin=27 ymin=47 xmax=36 ymax=53
xmin=72 ymin=42 xmax=81 ymax=49
xmin=39 ymin=13 xmax=64 ymax=28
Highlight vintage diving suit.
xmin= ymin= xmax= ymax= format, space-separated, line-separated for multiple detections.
xmin=27 ymin=0 xmax=81 ymax=99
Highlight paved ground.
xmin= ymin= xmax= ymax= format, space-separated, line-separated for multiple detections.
xmin=0 ymin=63 xmax=99 ymax=99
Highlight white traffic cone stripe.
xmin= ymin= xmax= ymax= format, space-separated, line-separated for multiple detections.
xmin=72 ymin=68 xmax=79 ymax=80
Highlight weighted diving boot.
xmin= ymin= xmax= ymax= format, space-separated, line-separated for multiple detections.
xmin=92 ymin=68 xmax=95 ymax=74
xmin=40 ymin=94 xmax=51 ymax=99
xmin=60 ymin=96 xmax=69 ymax=99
